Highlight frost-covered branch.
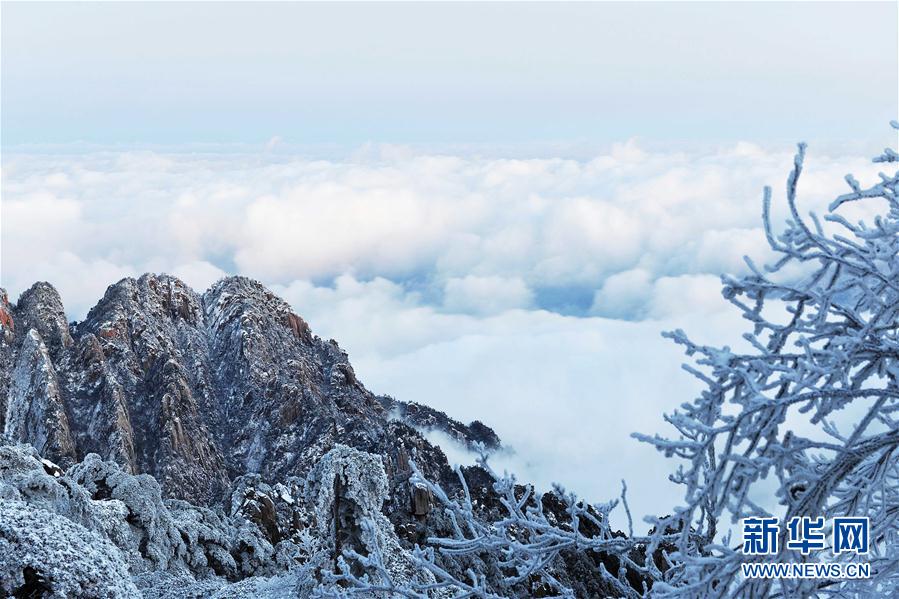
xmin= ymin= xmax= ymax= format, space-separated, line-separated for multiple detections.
xmin=325 ymin=445 xmax=685 ymax=597
xmin=634 ymin=122 xmax=899 ymax=597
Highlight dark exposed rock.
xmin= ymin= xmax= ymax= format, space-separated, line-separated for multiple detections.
xmin=40 ymin=457 xmax=64 ymax=478
xmin=380 ymin=395 xmax=502 ymax=451
xmin=285 ymin=312 xmax=311 ymax=342
xmin=411 ymin=482 xmax=431 ymax=517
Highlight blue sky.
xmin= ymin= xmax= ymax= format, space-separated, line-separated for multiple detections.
xmin=2 ymin=2 xmax=896 ymax=147
xmin=2 ymin=2 xmax=898 ymax=527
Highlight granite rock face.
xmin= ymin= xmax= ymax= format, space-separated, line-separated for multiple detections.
xmin=0 ymin=275 xmax=492 ymax=505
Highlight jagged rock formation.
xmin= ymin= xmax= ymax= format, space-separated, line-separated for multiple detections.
xmin=0 ymin=275 xmax=628 ymax=597
xmin=380 ymin=396 xmax=501 ymax=451
xmin=0 ymin=275 xmax=486 ymax=505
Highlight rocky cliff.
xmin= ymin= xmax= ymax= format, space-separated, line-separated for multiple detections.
xmin=0 ymin=275 xmax=629 ymax=597
xmin=1 ymin=275 xmax=494 ymax=504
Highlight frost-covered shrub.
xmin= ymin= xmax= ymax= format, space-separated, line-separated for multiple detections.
xmin=1 ymin=438 xmax=432 ymax=597
xmin=0 ymin=443 xmax=139 ymax=561
xmin=0 ymin=498 xmax=138 ymax=598
xmin=69 ymin=452 xmax=188 ymax=571
xmin=166 ymin=499 xmax=238 ymax=577
xmin=0 ymin=439 xmax=309 ymax=595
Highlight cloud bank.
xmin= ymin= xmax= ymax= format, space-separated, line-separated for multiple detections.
xmin=0 ymin=141 xmax=885 ymax=525
xmin=2 ymin=142 xmax=882 ymax=318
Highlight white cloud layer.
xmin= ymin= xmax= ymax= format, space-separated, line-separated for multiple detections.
xmin=2 ymin=142 xmax=883 ymax=318
xmin=0 ymin=141 xmax=886 ymax=524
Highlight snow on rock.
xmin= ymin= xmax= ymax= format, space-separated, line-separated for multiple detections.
xmin=0 ymin=498 xmax=138 ymax=598
xmin=0 ymin=417 xmax=610 ymax=596
xmin=0 ymin=434 xmax=373 ymax=596
xmin=15 ymin=282 xmax=73 ymax=359
xmin=5 ymin=329 xmax=76 ymax=464
xmin=304 ymin=444 xmax=438 ymax=592
xmin=68 ymin=452 xmax=188 ymax=571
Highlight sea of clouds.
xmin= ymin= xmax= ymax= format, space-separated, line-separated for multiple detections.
xmin=1 ymin=140 xmax=888 ymax=528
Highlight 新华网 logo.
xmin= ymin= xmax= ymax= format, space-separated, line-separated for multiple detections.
xmin=741 ymin=516 xmax=869 ymax=556
xmin=739 ymin=516 xmax=871 ymax=580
